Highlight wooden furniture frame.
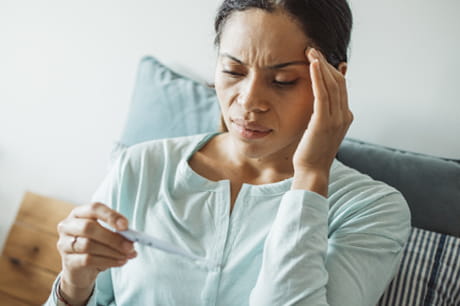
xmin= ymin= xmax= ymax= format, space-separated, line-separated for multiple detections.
xmin=0 ymin=192 xmax=75 ymax=305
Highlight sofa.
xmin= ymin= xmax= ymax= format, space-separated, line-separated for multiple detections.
xmin=112 ymin=56 xmax=460 ymax=306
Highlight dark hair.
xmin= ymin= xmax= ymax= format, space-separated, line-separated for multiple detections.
xmin=214 ymin=0 xmax=353 ymax=68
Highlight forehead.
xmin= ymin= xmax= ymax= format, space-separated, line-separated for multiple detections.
xmin=219 ymin=9 xmax=309 ymax=63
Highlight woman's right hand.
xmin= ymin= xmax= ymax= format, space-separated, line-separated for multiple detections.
xmin=56 ymin=202 xmax=137 ymax=304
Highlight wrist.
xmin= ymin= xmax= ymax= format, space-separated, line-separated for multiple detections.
xmin=292 ymin=169 xmax=329 ymax=197
xmin=59 ymin=275 xmax=95 ymax=306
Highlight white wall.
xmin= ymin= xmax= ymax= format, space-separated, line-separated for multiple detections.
xmin=1 ymin=0 xmax=459 ymax=250
xmin=347 ymin=0 xmax=460 ymax=157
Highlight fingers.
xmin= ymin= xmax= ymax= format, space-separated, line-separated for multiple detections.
xmin=57 ymin=234 xmax=136 ymax=260
xmin=56 ymin=203 xmax=137 ymax=289
xmin=64 ymin=253 xmax=129 ymax=272
xmin=57 ymin=202 xmax=136 ymax=261
xmin=70 ymin=202 xmax=128 ymax=231
xmin=306 ymin=48 xmax=349 ymax=118
xmin=57 ymin=216 xmax=135 ymax=256
xmin=308 ymin=51 xmax=329 ymax=118
xmin=293 ymin=48 xmax=353 ymax=178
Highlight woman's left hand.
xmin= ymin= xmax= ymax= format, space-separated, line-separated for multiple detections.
xmin=292 ymin=48 xmax=353 ymax=195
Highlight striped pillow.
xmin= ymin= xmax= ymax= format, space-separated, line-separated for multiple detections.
xmin=378 ymin=227 xmax=460 ymax=306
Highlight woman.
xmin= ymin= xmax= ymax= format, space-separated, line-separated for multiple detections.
xmin=46 ymin=0 xmax=411 ymax=305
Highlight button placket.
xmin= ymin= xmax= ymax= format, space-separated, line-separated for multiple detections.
xmin=201 ymin=182 xmax=231 ymax=305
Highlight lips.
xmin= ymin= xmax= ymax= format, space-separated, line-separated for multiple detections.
xmin=231 ymin=118 xmax=272 ymax=132
xmin=231 ymin=118 xmax=273 ymax=139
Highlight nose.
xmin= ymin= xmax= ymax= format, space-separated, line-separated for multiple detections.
xmin=237 ymin=75 xmax=269 ymax=113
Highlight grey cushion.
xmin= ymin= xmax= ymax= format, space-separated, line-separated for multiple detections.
xmin=337 ymin=138 xmax=460 ymax=237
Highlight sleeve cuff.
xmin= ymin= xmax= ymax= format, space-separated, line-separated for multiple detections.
xmin=282 ymin=189 xmax=329 ymax=211
xmin=44 ymin=273 xmax=97 ymax=306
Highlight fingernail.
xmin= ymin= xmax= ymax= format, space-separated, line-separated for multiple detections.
xmin=128 ymin=251 xmax=137 ymax=259
xmin=311 ymin=48 xmax=319 ymax=58
xmin=116 ymin=218 xmax=127 ymax=230
xmin=123 ymin=241 xmax=134 ymax=251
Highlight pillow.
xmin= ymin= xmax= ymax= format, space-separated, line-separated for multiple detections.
xmin=119 ymin=56 xmax=220 ymax=147
xmin=377 ymin=227 xmax=460 ymax=306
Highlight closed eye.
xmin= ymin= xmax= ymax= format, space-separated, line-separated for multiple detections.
xmin=222 ymin=70 xmax=297 ymax=87
xmin=273 ymin=80 xmax=298 ymax=86
xmin=222 ymin=70 xmax=244 ymax=77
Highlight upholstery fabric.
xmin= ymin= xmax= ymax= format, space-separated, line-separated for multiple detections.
xmin=378 ymin=227 xmax=460 ymax=306
xmin=337 ymin=139 xmax=460 ymax=237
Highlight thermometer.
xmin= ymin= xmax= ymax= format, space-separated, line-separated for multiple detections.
xmin=117 ymin=228 xmax=208 ymax=263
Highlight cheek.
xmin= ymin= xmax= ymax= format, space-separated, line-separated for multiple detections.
xmin=214 ymin=78 xmax=228 ymax=108
xmin=296 ymin=79 xmax=314 ymax=110
xmin=214 ymin=74 xmax=238 ymax=110
xmin=281 ymin=82 xmax=314 ymax=109
xmin=278 ymin=86 xmax=314 ymax=130
xmin=214 ymin=81 xmax=233 ymax=124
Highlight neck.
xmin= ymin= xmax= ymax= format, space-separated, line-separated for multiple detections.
xmin=220 ymin=133 xmax=298 ymax=183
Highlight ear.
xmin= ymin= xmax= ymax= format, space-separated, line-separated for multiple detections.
xmin=338 ymin=62 xmax=348 ymax=76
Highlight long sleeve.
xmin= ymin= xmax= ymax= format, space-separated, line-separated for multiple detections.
xmin=324 ymin=191 xmax=411 ymax=305
xmin=249 ymin=190 xmax=330 ymax=305
xmin=250 ymin=180 xmax=411 ymax=306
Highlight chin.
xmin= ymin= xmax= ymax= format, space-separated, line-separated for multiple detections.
xmin=228 ymin=131 xmax=279 ymax=159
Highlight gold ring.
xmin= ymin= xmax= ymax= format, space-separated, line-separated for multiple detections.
xmin=71 ymin=236 xmax=78 ymax=253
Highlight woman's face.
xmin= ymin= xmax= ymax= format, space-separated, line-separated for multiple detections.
xmin=215 ymin=9 xmax=313 ymax=161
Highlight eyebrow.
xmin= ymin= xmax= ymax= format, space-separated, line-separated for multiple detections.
xmin=220 ymin=53 xmax=307 ymax=70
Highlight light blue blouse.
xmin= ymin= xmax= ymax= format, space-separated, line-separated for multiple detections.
xmin=46 ymin=133 xmax=411 ymax=306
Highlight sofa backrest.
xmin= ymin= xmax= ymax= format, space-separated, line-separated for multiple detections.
xmin=337 ymin=138 xmax=460 ymax=237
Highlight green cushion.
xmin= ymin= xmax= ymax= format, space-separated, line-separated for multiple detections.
xmin=119 ymin=56 xmax=220 ymax=146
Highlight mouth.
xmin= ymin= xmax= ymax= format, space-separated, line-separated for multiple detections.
xmin=230 ymin=118 xmax=273 ymax=139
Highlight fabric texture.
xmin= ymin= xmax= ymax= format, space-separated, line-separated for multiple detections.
xmin=45 ymin=133 xmax=410 ymax=306
xmin=378 ymin=227 xmax=460 ymax=306
xmin=337 ymin=139 xmax=460 ymax=237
